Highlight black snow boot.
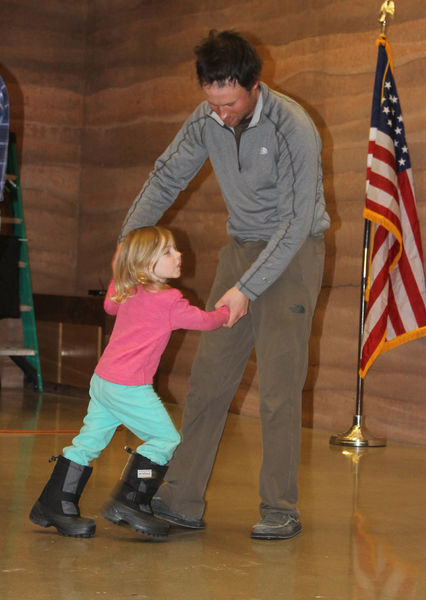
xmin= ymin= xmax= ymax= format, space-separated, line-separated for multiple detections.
xmin=29 ymin=455 xmax=96 ymax=538
xmin=102 ymin=447 xmax=169 ymax=539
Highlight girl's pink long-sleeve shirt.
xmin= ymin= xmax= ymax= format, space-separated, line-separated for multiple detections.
xmin=94 ymin=281 xmax=229 ymax=386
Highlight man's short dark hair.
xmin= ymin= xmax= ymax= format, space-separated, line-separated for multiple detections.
xmin=194 ymin=30 xmax=262 ymax=91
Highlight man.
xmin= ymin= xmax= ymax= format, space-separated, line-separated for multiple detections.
xmin=118 ymin=30 xmax=330 ymax=540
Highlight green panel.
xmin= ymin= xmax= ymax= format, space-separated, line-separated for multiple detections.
xmin=6 ymin=134 xmax=43 ymax=391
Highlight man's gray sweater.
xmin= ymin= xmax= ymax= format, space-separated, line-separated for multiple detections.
xmin=120 ymin=82 xmax=330 ymax=300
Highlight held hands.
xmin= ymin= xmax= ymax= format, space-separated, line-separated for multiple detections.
xmin=215 ymin=286 xmax=249 ymax=328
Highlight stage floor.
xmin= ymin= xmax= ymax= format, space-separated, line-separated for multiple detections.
xmin=1 ymin=387 xmax=425 ymax=599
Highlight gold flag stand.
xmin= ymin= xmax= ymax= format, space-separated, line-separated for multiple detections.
xmin=329 ymin=2 xmax=395 ymax=448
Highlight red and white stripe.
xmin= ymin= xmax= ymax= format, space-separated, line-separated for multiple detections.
xmin=360 ymin=128 xmax=426 ymax=377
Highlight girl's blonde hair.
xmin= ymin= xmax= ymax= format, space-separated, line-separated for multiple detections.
xmin=112 ymin=226 xmax=175 ymax=303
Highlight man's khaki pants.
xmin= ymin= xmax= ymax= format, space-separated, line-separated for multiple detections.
xmin=158 ymin=235 xmax=325 ymax=520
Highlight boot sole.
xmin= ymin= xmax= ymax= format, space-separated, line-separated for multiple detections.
xmin=29 ymin=501 xmax=96 ymax=538
xmin=102 ymin=499 xmax=169 ymax=540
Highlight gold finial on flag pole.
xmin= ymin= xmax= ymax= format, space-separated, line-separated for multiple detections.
xmin=379 ymin=1 xmax=395 ymax=37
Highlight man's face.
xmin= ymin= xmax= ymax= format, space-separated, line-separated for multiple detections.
xmin=203 ymin=80 xmax=260 ymax=129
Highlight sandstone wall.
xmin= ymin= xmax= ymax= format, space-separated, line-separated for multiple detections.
xmin=0 ymin=0 xmax=425 ymax=443
xmin=1 ymin=0 xmax=88 ymax=292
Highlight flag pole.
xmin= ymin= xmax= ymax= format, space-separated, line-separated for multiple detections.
xmin=329 ymin=220 xmax=386 ymax=446
xmin=329 ymin=2 xmax=395 ymax=448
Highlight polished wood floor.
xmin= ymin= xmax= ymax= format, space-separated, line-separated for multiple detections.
xmin=0 ymin=387 xmax=425 ymax=600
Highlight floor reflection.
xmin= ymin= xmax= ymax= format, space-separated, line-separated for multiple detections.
xmin=352 ymin=511 xmax=418 ymax=599
xmin=0 ymin=388 xmax=425 ymax=599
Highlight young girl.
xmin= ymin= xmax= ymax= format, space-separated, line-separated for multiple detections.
xmin=29 ymin=226 xmax=229 ymax=540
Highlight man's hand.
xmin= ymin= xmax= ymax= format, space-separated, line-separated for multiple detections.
xmin=215 ymin=286 xmax=249 ymax=327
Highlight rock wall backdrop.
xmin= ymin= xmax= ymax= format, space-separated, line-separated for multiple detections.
xmin=1 ymin=0 xmax=425 ymax=444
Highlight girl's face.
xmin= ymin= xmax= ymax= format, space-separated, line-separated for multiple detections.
xmin=153 ymin=242 xmax=182 ymax=281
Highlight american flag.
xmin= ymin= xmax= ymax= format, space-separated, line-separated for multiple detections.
xmin=359 ymin=38 xmax=426 ymax=378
